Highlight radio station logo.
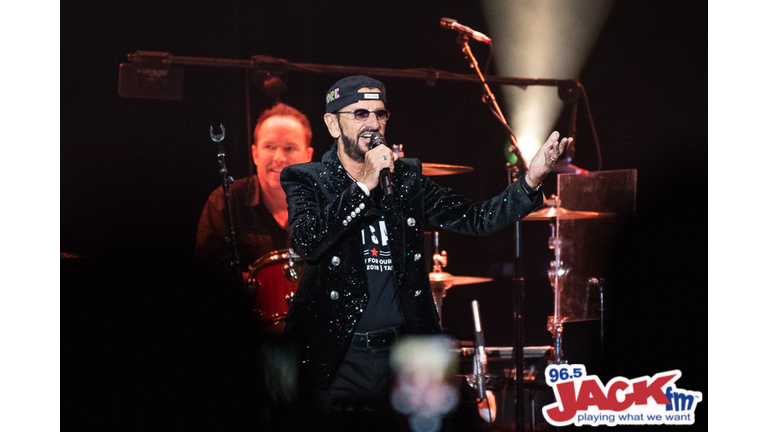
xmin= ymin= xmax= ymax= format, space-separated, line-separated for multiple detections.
xmin=542 ymin=364 xmax=702 ymax=427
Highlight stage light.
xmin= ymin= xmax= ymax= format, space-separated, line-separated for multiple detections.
xmin=481 ymin=0 xmax=615 ymax=165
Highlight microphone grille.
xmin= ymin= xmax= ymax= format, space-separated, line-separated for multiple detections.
xmin=370 ymin=132 xmax=386 ymax=148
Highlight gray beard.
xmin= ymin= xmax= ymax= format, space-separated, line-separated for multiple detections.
xmin=340 ymin=129 xmax=368 ymax=163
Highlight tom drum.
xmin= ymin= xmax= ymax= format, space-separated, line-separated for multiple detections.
xmin=247 ymin=249 xmax=305 ymax=332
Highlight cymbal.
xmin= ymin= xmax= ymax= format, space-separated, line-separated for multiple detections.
xmin=429 ymin=272 xmax=493 ymax=289
xmin=422 ymin=163 xmax=474 ymax=176
xmin=524 ymin=206 xmax=609 ymax=221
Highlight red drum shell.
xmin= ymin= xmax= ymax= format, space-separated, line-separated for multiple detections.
xmin=247 ymin=249 xmax=305 ymax=330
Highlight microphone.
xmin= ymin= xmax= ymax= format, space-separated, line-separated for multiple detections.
xmin=369 ymin=132 xmax=394 ymax=195
xmin=439 ymin=18 xmax=492 ymax=44
xmin=471 ymin=300 xmax=488 ymax=402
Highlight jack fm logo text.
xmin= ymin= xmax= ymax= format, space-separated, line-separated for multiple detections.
xmin=542 ymin=364 xmax=702 ymax=427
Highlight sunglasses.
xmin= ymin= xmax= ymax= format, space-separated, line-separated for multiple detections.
xmin=337 ymin=109 xmax=390 ymax=122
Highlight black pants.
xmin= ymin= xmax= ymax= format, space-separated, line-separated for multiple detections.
xmin=310 ymin=340 xmax=409 ymax=431
xmin=316 ymin=343 xmax=392 ymax=410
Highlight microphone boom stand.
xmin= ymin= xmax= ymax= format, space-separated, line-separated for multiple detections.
xmin=455 ymin=35 xmax=526 ymax=431
xmin=456 ymin=36 xmax=526 ymax=169
xmin=209 ymin=124 xmax=244 ymax=292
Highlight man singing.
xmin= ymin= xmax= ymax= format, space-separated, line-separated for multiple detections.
xmin=280 ymin=75 xmax=570 ymax=428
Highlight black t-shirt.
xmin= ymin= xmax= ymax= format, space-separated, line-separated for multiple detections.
xmin=356 ymin=214 xmax=404 ymax=332
xmin=195 ymin=175 xmax=290 ymax=269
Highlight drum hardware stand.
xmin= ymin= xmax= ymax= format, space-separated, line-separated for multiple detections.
xmin=507 ymin=164 xmax=529 ymax=430
xmin=587 ymin=277 xmax=606 ymax=358
xmin=431 ymin=231 xmax=448 ymax=329
xmin=545 ymin=195 xmax=571 ymax=365
xmin=209 ymin=124 xmax=244 ymax=291
xmin=432 ymin=231 xmax=448 ymax=274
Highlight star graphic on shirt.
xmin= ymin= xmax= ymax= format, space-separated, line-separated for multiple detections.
xmin=371 ymin=248 xmax=378 ymax=257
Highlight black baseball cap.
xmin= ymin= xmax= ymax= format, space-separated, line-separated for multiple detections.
xmin=325 ymin=75 xmax=387 ymax=113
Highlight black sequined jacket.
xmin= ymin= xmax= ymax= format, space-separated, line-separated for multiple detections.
xmin=280 ymin=143 xmax=543 ymax=390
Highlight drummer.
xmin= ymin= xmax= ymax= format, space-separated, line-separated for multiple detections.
xmin=195 ymin=103 xmax=314 ymax=280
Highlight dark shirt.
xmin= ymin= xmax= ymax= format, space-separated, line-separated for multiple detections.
xmin=357 ymin=213 xmax=404 ymax=332
xmin=195 ymin=175 xmax=289 ymax=272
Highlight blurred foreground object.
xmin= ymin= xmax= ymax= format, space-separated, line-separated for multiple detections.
xmin=390 ymin=335 xmax=460 ymax=432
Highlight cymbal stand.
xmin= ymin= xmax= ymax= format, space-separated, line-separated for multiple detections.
xmin=546 ymin=196 xmax=570 ymax=364
xmin=431 ymin=231 xmax=448 ymax=329
xmin=506 ymin=164 xmax=528 ymax=430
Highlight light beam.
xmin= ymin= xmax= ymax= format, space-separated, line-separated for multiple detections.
xmin=481 ymin=0 xmax=615 ymax=165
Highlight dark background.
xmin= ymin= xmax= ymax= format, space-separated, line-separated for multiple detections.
xmin=61 ymin=1 xmax=707 ymax=430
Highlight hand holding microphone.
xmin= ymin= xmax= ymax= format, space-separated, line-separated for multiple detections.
xmin=362 ymin=132 xmax=395 ymax=195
